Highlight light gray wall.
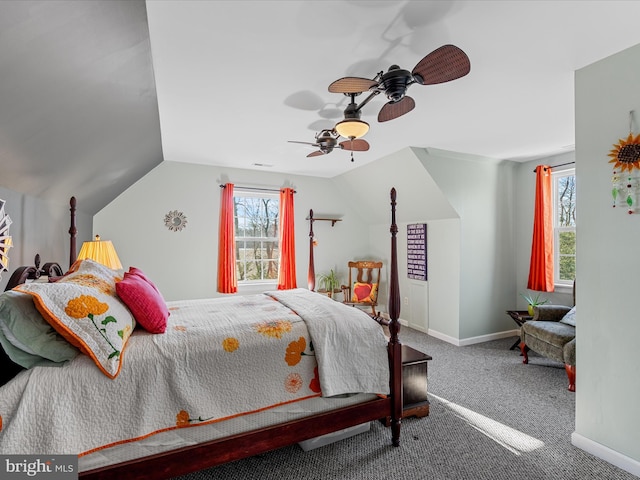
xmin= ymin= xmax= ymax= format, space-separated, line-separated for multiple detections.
xmin=338 ymin=146 xmax=517 ymax=344
xmin=0 ymin=186 xmax=92 ymax=291
xmin=93 ymin=141 xmax=575 ymax=347
xmin=573 ymin=43 xmax=640 ymax=472
xmin=97 ymin=148 xmax=511 ymax=346
xmin=93 ymin=161 xmax=372 ymax=301
xmin=415 ymin=148 xmax=516 ymax=342
xmin=333 ymin=147 xmax=460 ymax=332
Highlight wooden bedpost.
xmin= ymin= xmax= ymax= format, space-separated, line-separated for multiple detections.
xmin=69 ymin=196 xmax=77 ymax=268
xmin=388 ymin=187 xmax=402 ymax=446
xmin=308 ymin=209 xmax=315 ymax=291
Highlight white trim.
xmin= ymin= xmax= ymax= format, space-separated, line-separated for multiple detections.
xmin=571 ymin=432 xmax=640 ymax=477
xmin=552 ymin=168 xmax=576 ymax=285
xmin=427 ymin=330 xmax=461 ymax=346
xmin=406 ymin=320 xmax=426 ymax=333
xmin=427 ymin=329 xmax=520 ymax=347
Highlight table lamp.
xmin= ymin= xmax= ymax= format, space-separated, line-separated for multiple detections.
xmin=77 ymin=234 xmax=122 ymax=270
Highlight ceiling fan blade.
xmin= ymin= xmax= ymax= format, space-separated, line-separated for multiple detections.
xmin=378 ymin=96 xmax=415 ymax=122
xmin=339 ymin=138 xmax=370 ymax=152
xmin=288 ymin=140 xmax=319 ymax=147
xmin=412 ymin=44 xmax=470 ymax=85
xmin=328 ymin=77 xmax=378 ymax=94
xmin=307 ymin=150 xmax=325 ymax=158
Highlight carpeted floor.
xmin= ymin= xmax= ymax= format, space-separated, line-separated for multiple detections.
xmin=174 ymin=329 xmax=637 ymax=480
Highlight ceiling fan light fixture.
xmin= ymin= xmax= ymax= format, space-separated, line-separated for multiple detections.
xmin=335 ymin=119 xmax=369 ymax=139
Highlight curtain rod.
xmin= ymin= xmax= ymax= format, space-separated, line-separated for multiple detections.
xmin=533 ymin=161 xmax=575 ymax=173
xmin=219 ymin=184 xmax=296 ymax=193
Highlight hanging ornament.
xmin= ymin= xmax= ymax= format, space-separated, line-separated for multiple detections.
xmin=612 ymin=171 xmax=621 ymax=207
xmin=608 ymin=111 xmax=640 ymax=172
xmin=627 ymin=177 xmax=635 ymax=214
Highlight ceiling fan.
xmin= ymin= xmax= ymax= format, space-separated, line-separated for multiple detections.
xmin=328 ymin=44 xmax=470 ymax=123
xmin=288 ymin=129 xmax=369 ymax=161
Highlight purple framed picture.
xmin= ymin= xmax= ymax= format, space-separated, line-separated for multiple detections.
xmin=407 ymin=223 xmax=427 ymax=281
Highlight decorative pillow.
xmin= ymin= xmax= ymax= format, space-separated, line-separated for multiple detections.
xmin=15 ymin=259 xmax=135 ymax=379
xmin=351 ymin=282 xmax=378 ymax=303
xmin=0 ymin=290 xmax=79 ymax=368
xmin=127 ymin=266 xmax=161 ymax=293
xmin=116 ymin=271 xmax=169 ymax=334
xmin=559 ymin=306 xmax=576 ymax=327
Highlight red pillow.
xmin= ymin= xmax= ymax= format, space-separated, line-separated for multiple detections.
xmin=116 ymin=272 xmax=169 ymax=333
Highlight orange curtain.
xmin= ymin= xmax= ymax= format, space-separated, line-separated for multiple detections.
xmin=527 ymin=165 xmax=554 ymax=292
xmin=277 ymin=188 xmax=297 ymax=290
xmin=217 ymin=183 xmax=237 ymax=293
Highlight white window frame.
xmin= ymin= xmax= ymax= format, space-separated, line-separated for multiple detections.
xmin=552 ymin=167 xmax=576 ymax=288
xmin=233 ymin=190 xmax=279 ymax=284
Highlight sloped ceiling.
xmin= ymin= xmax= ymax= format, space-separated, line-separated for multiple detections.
xmin=333 ymin=147 xmax=460 ymax=226
xmin=0 ymin=0 xmax=162 ymax=215
xmin=3 ymin=1 xmax=640 ymax=216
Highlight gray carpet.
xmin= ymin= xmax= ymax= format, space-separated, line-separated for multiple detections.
xmin=174 ymin=329 xmax=636 ymax=480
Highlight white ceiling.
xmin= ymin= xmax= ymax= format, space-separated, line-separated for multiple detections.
xmin=146 ymin=0 xmax=640 ymax=177
xmin=3 ymin=1 xmax=640 ymax=214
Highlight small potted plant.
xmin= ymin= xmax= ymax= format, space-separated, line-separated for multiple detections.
xmin=520 ymin=291 xmax=549 ymax=316
xmin=317 ymin=269 xmax=341 ymax=299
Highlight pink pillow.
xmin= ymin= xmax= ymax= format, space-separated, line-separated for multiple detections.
xmin=116 ymin=272 xmax=169 ymax=334
xmin=127 ymin=267 xmax=160 ymax=293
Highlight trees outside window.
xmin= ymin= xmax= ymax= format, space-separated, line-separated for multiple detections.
xmin=553 ymin=169 xmax=576 ymax=285
xmin=233 ymin=192 xmax=279 ymax=282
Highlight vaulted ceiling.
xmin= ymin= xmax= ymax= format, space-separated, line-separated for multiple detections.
xmin=2 ymin=1 xmax=640 ymax=215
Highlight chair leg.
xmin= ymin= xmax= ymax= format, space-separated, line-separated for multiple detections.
xmin=519 ymin=342 xmax=529 ymax=364
xmin=565 ymin=364 xmax=576 ymax=392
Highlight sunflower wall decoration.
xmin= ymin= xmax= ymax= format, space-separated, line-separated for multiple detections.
xmin=608 ymin=133 xmax=640 ymax=172
xmin=609 ymin=113 xmax=640 ymax=214
xmin=164 ymin=210 xmax=188 ymax=232
xmin=0 ymin=199 xmax=13 ymax=278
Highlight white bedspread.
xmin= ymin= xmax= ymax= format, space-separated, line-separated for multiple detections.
xmin=0 ymin=289 xmax=389 ymax=456
xmin=266 ymin=289 xmax=389 ymax=397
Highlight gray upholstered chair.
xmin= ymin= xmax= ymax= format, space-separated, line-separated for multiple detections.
xmin=520 ymin=303 xmax=576 ymax=392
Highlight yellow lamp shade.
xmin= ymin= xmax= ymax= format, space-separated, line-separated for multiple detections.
xmin=77 ymin=234 xmax=122 ymax=270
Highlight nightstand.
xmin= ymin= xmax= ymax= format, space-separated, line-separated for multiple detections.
xmin=383 ymin=344 xmax=431 ymax=425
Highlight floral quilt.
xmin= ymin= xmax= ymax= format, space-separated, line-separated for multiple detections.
xmin=0 ymin=289 xmax=388 ymax=456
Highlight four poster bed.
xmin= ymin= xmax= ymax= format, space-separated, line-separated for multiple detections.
xmin=0 ymin=190 xmax=403 ymax=480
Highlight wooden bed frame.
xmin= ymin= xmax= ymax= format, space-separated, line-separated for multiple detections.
xmin=10 ymin=192 xmax=403 ymax=480
xmin=3 ymin=254 xmax=64 ymax=291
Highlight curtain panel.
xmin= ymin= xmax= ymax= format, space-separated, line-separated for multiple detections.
xmin=217 ymin=183 xmax=237 ymax=293
xmin=277 ymin=188 xmax=297 ymax=290
xmin=527 ymin=165 xmax=554 ymax=292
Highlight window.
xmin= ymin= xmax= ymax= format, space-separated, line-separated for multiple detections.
xmin=233 ymin=191 xmax=279 ymax=282
xmin=552 ymin=169 xmax=576 ymax=286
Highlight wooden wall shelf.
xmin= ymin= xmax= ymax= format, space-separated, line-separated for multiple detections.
xmin=306 ymin=210 xmax=342 ymax=227
xmin=307 ymin=216 xmax=341 ymax=226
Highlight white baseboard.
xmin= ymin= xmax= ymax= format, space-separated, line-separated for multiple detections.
xmin=427 ymin=329 xmax=520 ymax=347
xmin=571 ymin=432 xmax=640 ymax=477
